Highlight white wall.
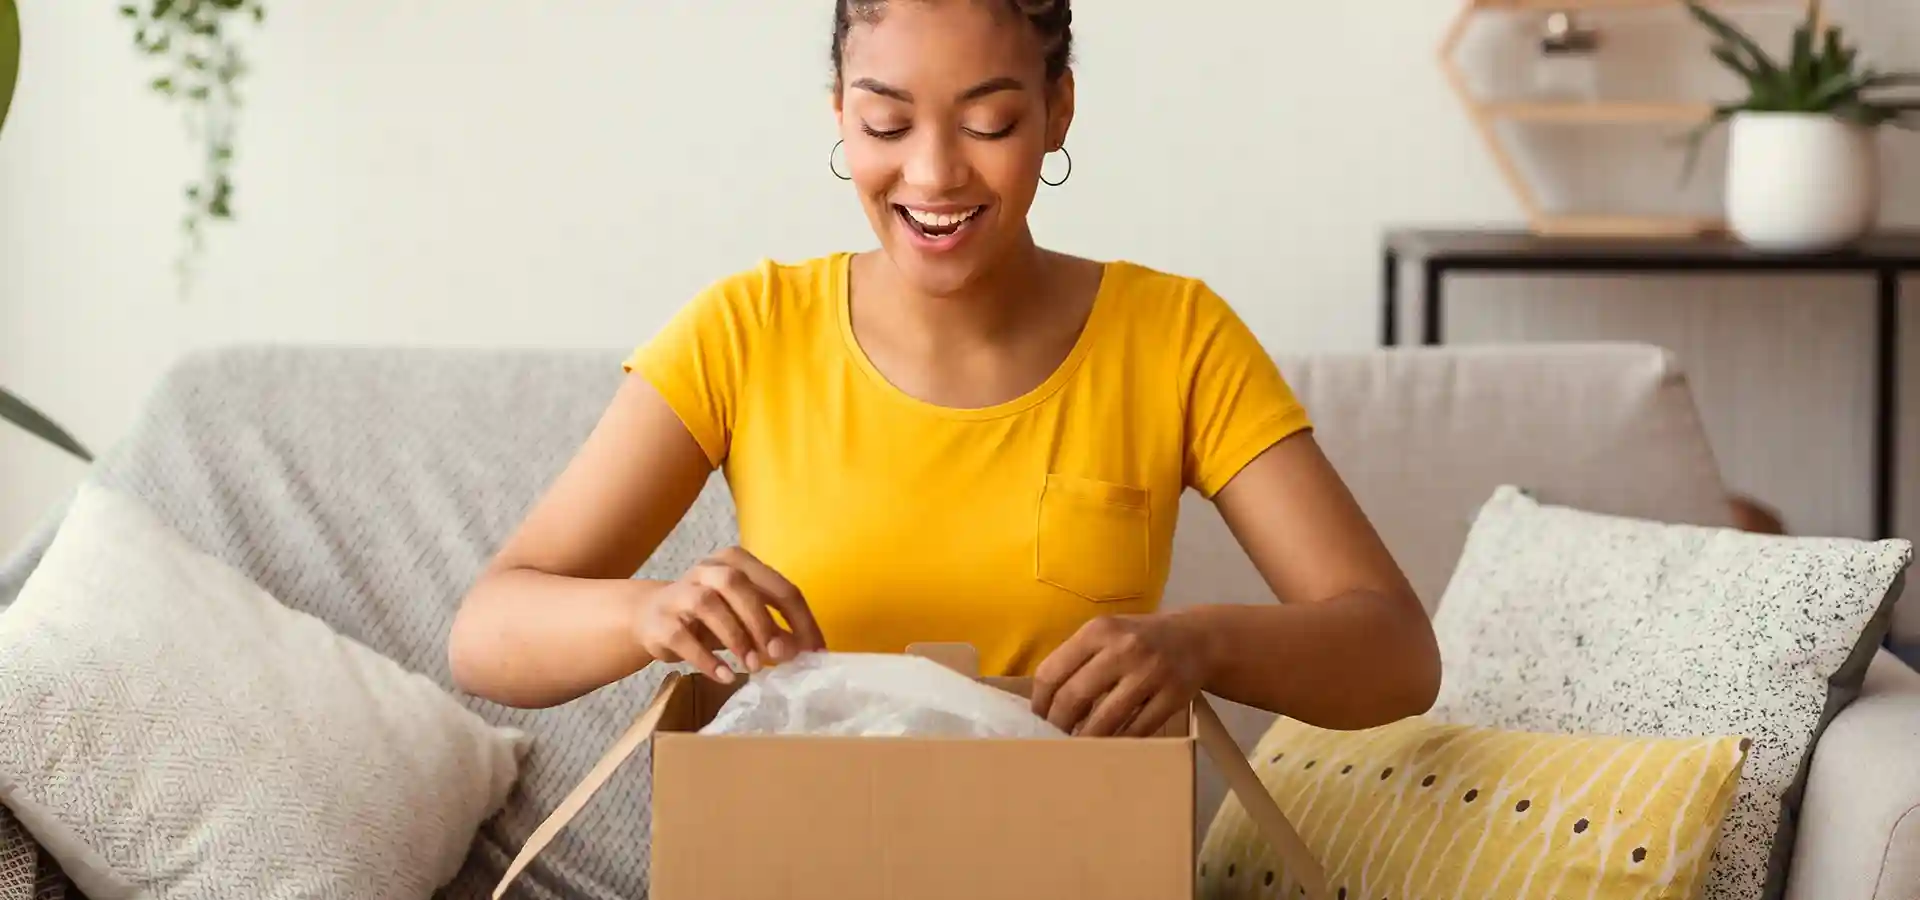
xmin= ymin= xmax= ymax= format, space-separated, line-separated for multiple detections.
xmin=2 ymin=0 xmax=1917 ymax=549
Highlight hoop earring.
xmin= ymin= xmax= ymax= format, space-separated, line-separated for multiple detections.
xmin=1041 ymin=145 xmax=1072 ymax=187
xmin=830 ymin=140 xmax=852 ymax=181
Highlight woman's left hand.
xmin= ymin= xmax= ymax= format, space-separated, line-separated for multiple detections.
xmin=1031 ymin=614 xmax=1212 ymax=737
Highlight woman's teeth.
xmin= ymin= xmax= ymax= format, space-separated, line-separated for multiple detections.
xmin=906 ymin=207 xmax=979 ymax=228
xmin=898 ymin=205 xmax=982 ymax=237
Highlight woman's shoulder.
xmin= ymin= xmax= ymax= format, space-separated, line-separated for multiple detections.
xmin=680 ymin=252 xmax=850 ymax=328
xmin=1091 ymin=256 xmax=1244 ymax=331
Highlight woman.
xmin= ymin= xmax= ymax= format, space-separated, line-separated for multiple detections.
xmin=448 ymin=0 xmax=1440 ymax=738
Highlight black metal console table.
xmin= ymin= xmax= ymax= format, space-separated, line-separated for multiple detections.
xmin=1380 ymin=228 xmax=1920 ymax=540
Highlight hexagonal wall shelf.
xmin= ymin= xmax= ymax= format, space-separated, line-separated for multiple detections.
xmin=1440 ymin=0 xmax=1824 ymax=238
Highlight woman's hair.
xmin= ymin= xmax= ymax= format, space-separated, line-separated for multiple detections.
xmin=831 ymin=0 xmax=1074 ymax=87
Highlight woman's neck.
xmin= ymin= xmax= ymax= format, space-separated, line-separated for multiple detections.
xmin=874 ymin=241 xmax=1059 ymax=346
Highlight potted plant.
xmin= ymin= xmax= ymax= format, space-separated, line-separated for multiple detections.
xmin=0 ymin=0 xmax=91 ymax=461
xmin=1683 ymin=0 xmax=1920 ymax=251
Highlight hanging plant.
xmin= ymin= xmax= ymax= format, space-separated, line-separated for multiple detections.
xmin=119 ymin=0 xmax=265 ymax=285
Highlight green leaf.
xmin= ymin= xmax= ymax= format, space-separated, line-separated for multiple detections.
xmin=1790 ymin=22 xmax=1815 ymax=95
xmin=0 ymin=388 xmax=93 ymax=462
xmin=1818 ymin=26 xmax=1849 ymax=80
xmin=1805 ymin=70 xmax=1864 ymax=109
xmin=1712 ymin=45 xmax=1759 ymax=82
xmin=1685 ymin=0 xmax=1780 ymax=80
xmin=118 ymin=4 xmax=139 ymax=17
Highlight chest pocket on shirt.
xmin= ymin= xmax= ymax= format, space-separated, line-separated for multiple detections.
xmin=1035 ymin=474 xmax=1151 ymax=603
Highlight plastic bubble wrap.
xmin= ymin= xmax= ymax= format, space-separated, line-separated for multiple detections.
xmin=698 ymin=652 xmax=1067 ymax=739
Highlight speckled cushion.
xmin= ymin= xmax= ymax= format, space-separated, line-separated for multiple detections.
xmin=1429 ymin=486 xmax=1911 ymax=900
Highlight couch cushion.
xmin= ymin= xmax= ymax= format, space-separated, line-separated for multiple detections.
xmin=1198 ymin=715 xmax=1750 ymax=900
xmin=1429 ymin=486 xmax=1911 ymax=900
xmin=0 ymin=482 xmax=527 ymax=900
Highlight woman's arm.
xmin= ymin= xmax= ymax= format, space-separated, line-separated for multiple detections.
xmin=1032 ymin=431 xmax=1439 ymax=736
xmin=448 ymin=374 xmax=819 ymax=709
xmin=1176 ymin=430 xmax=1441 ymax=730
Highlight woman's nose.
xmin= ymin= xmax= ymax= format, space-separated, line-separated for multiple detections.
xmin=900 ymin=131 xmax=969 ymax=194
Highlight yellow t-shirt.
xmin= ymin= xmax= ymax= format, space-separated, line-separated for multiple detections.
xmin=627 ymin=252 xmax=1310 ymax=676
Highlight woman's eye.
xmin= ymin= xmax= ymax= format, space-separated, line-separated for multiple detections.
xmin=861 ymin=123 xmax=909 ymax=140
xmin=965 ymin=122 xmax=1018 ymax=140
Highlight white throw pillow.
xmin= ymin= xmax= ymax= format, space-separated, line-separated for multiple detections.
xmin=1430 ymin=486 xmax=1910 ymax=900
xmin=0 ymin=482 xmax=529 ymax=899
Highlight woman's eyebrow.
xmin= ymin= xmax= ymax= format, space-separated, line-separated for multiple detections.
xmin=850 ymin=76 xmax=1027 ymax=104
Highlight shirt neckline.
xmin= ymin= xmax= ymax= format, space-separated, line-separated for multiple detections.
xmin=833 ymin=251 xmax=1116 ymax=421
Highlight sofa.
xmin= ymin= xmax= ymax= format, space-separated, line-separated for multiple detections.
xmin=1 ymin=341 xmax=1915 ymax=900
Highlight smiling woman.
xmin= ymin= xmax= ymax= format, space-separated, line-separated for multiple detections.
xmin=450 ymin=0 xmax=1442 ymax=741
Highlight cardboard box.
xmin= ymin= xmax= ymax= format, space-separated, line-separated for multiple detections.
xmin=495 ymin=644 xmax=1328 ymax=899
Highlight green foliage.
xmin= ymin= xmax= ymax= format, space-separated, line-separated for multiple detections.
xmin=1681 ymin=0 xmax=1920 ymax=177
xmin=119 ymin=0 xmax=266 ymax=283
xmin=0 ymin=389 xmax=92 ymax=462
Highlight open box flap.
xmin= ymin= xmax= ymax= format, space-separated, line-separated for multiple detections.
xmin=492 ymin=671 xmax=687 ymax=899
xmin=492 ymin=659 xmax=1331 ymax=900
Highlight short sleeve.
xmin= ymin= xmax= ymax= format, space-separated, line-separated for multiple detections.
xmin=1181 ymin=284 xmax=1313 ymax=497
xmin=623 ymin=267 xmax=767 ymax=468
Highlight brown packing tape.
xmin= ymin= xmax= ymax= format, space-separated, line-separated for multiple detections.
xmin=492 ymin=655 xmax=1331 ymax=900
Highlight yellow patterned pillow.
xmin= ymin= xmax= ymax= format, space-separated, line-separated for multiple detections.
xmin=1199 ymin=716 xmax=1749 ymax=900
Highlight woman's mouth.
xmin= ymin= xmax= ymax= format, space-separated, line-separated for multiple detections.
xmin=893 ymin=204 xmax=985 ymax=252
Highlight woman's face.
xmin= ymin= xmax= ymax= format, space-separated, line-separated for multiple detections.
xmin=834 ymin=0 xmax=1073 ymax=297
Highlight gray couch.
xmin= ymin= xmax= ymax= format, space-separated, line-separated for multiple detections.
xmin=2 ymin=342 xmax=1915 ymax=900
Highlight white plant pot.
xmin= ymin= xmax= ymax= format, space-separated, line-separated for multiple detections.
xmin=1725 ymin=112 xmax=1880 ymax=252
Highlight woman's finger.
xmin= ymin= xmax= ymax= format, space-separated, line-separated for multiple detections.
xmin=1041 ymin=648 xmax=1128 ymax=734
xmin=664 ymin=617 xmax=734 ymax=684
xmin=1122 ymin=690 xmax=1190 ymax=738
xmin=700 ymin=567 xmax=787 ymax=669
xmin=689 ymin=589 xmax=754 ymax=672
xmin=717 ymin=548 xmax=827 ymax=654
xmin=1031 ymin=628 xmax=1102 ymax=722
xmin=1078 ymin=672 xmax=1156 ymax=737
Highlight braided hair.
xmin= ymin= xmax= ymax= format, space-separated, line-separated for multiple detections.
xmin=831 ymin=0 xmax=1074 ymax=87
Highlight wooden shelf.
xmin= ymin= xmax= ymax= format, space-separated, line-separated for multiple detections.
xmin=1441 ymin=0 xmax=1819 ymax=238
xmin=1483 ymin=101 xmax=1715 ymax=122
xmin=1531 ymin=214 xmax=1725 ymax=238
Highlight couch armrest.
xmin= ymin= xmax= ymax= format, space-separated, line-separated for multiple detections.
xmin=1786 ymin=649 xmax=1920 ymax=900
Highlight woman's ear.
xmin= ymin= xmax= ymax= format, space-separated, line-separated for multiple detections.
xmin=1048 ymin=68 xmax=1076 ymax=150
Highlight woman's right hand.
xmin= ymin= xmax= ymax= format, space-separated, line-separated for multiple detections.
xmin=633 ymin=546 xmax=827 ymax=684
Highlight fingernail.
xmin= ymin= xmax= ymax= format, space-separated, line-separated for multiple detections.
xmin=768 ymin=637 xmax=790 ymax=660
xmin=716 ymin=668 xmax=736 ymax=684
xmin=745 ymin=651 xmax=761 ymax=671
